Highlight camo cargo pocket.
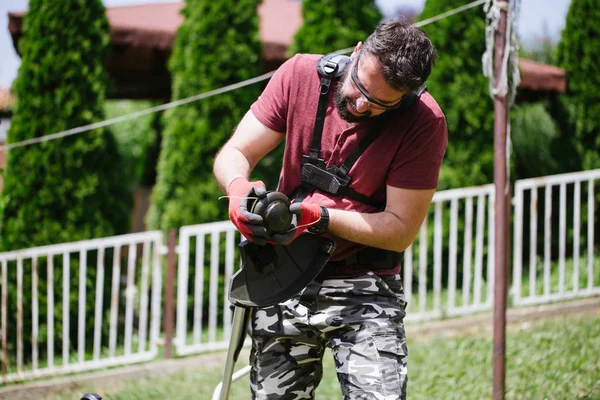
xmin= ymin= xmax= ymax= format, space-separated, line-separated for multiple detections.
xmin=372 ymin=328 xmax=408 ymax=398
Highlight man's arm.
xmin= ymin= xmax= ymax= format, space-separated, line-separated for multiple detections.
xmin=213 ymin=110 xmax=284 ymax=193
xmin=327 ymin=185 xmax=435 ymax=253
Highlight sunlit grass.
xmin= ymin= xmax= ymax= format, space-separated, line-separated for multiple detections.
xmin=45 ymin=311 xmax=600 ymax=400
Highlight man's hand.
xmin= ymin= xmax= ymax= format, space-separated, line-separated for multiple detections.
xmin=270 ymin=202 xmax=326 ymax=245
xmin=227 ymin=178 xmax=269 ymax=245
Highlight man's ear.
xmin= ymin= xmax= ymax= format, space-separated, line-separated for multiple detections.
xmin=350 ymin=41 xmax=362 ymax=60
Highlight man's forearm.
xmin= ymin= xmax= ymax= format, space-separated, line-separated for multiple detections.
xmin=327 ymin=208 xmax=421 ymax=253
xmin=214 ymin=110 xmax=285 ymax=193
xmin=213 ymin=147 xmax=252 ymax=194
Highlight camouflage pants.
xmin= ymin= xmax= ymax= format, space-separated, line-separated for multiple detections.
xmin=249 ymin=272 xmax=408 ymax=400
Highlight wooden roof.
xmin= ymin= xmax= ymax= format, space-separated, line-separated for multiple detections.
xmin=8 ymin=0 xmax=566 ymax=100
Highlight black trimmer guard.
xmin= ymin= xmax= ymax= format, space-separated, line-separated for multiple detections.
xmin=229 ymin=234 xmax=336 ymax=308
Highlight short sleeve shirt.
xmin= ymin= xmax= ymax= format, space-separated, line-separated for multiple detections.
xmin=251 ymin=54 xmax=447 ymax=262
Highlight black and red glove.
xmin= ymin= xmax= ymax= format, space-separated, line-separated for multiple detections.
xmin=270 ymin=202 xmax=328 ymax=245
xmin=227 ymin=177 xmax=268 ymax=245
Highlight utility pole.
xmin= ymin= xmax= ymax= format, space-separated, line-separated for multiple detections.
xmin=493 ymin=0 xmax=510 ymax=399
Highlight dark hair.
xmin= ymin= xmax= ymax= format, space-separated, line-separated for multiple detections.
xmin=362 ymin=19 xmax=438 ymax=92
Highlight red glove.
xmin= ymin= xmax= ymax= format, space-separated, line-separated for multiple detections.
xmin=270 ymin=202 xmax=326 ymax=245
xmin=227 ymin=178 xmax=268 ymax=245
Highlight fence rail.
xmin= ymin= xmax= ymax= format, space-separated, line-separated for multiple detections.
xmin=512 ymin=169 xmax=600 ymax=306
xmin=404 ymin=184 xmax=495 ymax=322
xmin=0 ymin=231 xmax=164 ymax=383
xmin=0 ymin=170 xmax=599 ymax=381
xmin=175 ymin=221 xmax=240 ymax=356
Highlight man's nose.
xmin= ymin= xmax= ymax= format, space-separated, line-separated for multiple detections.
xmin=355 ymin=97 xmax=370 ymax=113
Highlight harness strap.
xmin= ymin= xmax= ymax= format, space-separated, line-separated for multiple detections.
xmin=334 ymin=247 xmax=403 ymax=269
xmin=290 ymin=55 xmax=426 ymax=283
xmin=309 ymin=54 xmax=350 ymax=163
xmin=298 ymin=247 xmax=402 ymax=307
xmin=339 ymin=121 xmax=383 ymax=177
xmin=308 ymin=77 xmax=333 ymax=162
xmin=337 ymin=186 xmax=381 ymax=208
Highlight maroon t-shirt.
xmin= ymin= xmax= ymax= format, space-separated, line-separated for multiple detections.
xmin=250 ymin=54 xmax=447 ymax=274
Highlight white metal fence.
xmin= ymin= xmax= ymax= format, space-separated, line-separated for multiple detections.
xmin=175 ymin=221 xmax=240 ymax=356
xmin=0 ymin=231 xmax=163 ymax=383
xmin=404 ymin=183 xmax=496 ymax=322
xmin=172 ymin=184 xmax=497 ymax=354
xmin=512 ymin=169 xmax=600 ymax=306
xmin=0 ymin=170 xmax=599 ymax=380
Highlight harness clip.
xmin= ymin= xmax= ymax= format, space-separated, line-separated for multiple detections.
xmin=301 ymin=163 xmax=351 ymax=195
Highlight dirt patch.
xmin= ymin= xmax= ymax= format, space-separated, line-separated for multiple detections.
xmin=406 ymin=296 xmax=600 ymax=340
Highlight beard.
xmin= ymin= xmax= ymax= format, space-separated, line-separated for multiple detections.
xmin=333 ymin=68 xmax=372 ymax=123
xmin=334 ymin=90 xmax=372 ymax=123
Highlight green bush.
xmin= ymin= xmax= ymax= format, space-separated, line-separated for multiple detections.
xmin=147 ymin=0 xmax=263 ymax=231
xmin=0 ymin=0 xmax=129 ymax=250
xmin=511 ymin=102 xmax=559 ymax=180
xmin=556 ymin=0 xmax=600 ymax=171
xmin=105 ymin=100 xmax=162 ymax=190
xmin=0 ymin=0 xmax=130 ymax=359
xmin=418 ymin=0 xmax=494 ymax=190
xmin=146 ymin=0 xmax=263 ymax=335
xmin=288 ymin=0 xmax=381 ymax=56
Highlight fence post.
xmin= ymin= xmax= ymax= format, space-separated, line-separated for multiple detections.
xmin=164 ymin=229 xmax=177 ymax=359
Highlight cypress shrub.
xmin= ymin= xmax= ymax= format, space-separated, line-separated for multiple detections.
xmin=554 ymin=0 xmax=600 ymax=252
xmin=289 ymin=0 xmax=382 ymax=56
xmin=0 ymin=0 xmax=129 ymax=359
xmin=105 ymin=100 xmax=162 ymax=192
xmin=403 ymin=1 xmax=493 ymax=292
xmin=418 ymin=0 xmax=494 ymax=190
xmin=147 ymin=0 xmax=263 ymax=231
xmin=556 ymin=0 xmax=600 ymax=171
xmin=0 ymin=0 xmax=129 ymax=249
xmin=146 ymin=0 xmax=263 ymax=325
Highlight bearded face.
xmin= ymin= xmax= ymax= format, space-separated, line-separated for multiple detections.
xmin=333 ymin=50 xmax=406 ymax=124
xmin=334 ymin=66 xmax=373 ymax=123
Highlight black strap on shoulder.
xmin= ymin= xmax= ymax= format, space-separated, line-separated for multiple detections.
xmin=294 ymin=53 xmax=426 ymax=208
xmin=335 ymin=84 xmax=427 ymax=181
xmin=294 ymin=122 xmax=384 ymax=209
xmin=334 ymin=120 xmax=385 ymax=208
xmin=308 ymin=54 xmax=351 ymax=163
xmin=394 ymin=85 xmax=427 ymax=112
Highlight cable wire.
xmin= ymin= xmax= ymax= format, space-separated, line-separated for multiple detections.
xmin=0 ymin=71 xmax=275 ymax=152
xmin=414 ymin=0 xmax=486 ymax=28
xmin=0 ymin=0 xmax=487 ymax=153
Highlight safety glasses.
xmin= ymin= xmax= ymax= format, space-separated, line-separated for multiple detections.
xmin=350 ymin=51 xmax=404 ymax=111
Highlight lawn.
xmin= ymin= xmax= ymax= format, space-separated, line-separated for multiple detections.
xmin=45 ymin=310 xmax=600 ymax=400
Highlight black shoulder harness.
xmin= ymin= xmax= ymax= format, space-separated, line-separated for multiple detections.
xmin=291 ymin=53 xmax=426 ymax=209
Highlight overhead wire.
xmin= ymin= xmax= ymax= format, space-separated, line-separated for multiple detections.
xmin=0 ymin=72 xmax=276 ymax=152
xmin=0 ymin=0 xmax=487 ymax=153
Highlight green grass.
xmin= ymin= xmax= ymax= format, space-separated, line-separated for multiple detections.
xmin=44 ymin=311 xmax=600 ymax=400
xmin=409 ymin=313 xmax=600 ymax=399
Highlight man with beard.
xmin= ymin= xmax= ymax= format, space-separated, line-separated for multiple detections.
xmin=213 ymin=19 xmax=447 ymax=400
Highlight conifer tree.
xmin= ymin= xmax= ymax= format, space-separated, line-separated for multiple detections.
xmin=418 ymin=0 xmax=493 ymax=189
xmin=147 ymin=0 xmax=262 ymax=230
xmin=0 ymin=0 xmax=129 ymax=249
xmin=0 ymin=0 xmax=129 ymax=357
xmin=556 ymin=0 xmax=600 ymax=170
xmin=289 ymin=0 xmax=381 ymax=55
